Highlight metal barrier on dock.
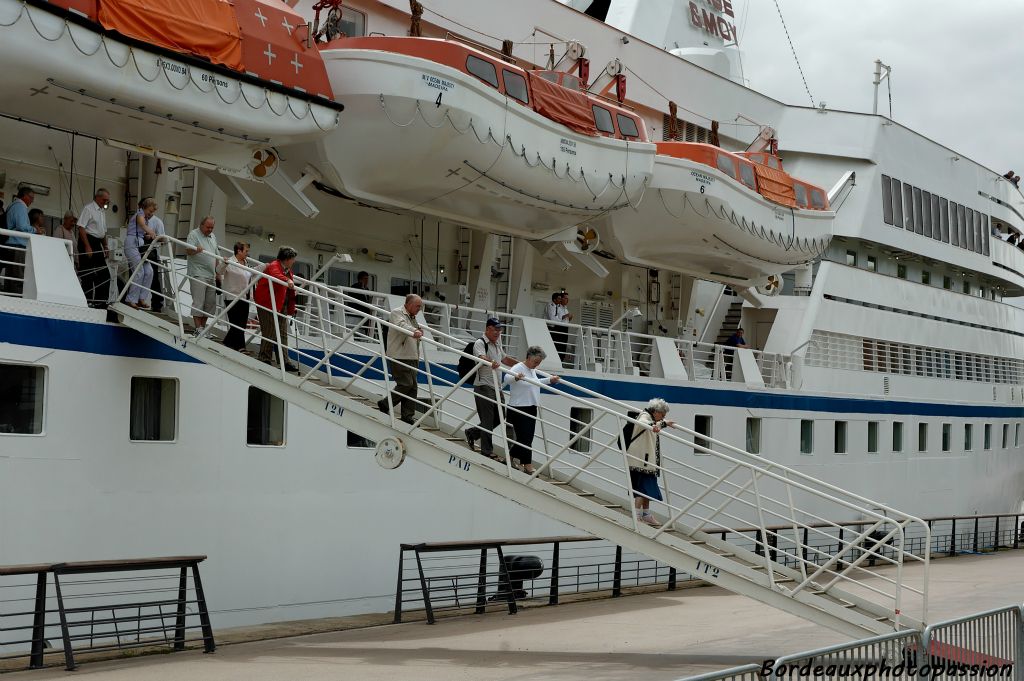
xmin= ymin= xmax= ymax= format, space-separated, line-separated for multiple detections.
xmin=0 ymin=556 xmax=215 ymax=671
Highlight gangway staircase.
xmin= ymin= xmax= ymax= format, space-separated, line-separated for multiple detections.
xmin=112 ymin=237 xmax=930 ymax=639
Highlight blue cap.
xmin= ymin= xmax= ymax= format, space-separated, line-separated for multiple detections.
xmin=485 ymin=317 xmax=504 ymax=328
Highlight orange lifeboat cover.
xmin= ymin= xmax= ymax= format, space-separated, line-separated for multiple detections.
xmin=97 ymin=0 xmax=244 ymax=70
xmin=752 ymin=163 xmax=797 ymax=208
xmin=527 ymin=71 xmax=598 ymax=137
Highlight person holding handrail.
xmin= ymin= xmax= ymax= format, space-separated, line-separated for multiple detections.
xmin=123 ymin=198 xmax=160 ymax=310
xmin=624 ymin=398 xmax=675 ymax=526
xmin=466 ymin=317 xmax=518 ymax=461
xmin=253 ymin=246 xmax=299 ymax=372
xmin=378 ymin=293 xmax=424 ymax=424
xmin=217 ymin=241 xmax=253 ymax=352
xmin=503 ymin=346 xmax=559 ymax=474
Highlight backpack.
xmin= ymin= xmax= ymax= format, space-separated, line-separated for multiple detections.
xmin=457 ymin=338 xmax=483 ymax=381
xmin=620 ymin=410 xmax=642 ymax=449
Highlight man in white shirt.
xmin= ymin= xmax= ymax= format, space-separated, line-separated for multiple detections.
xmin=147 ymin=214 xmax=166 ymax=312
xmin=377 ymin=294 xmax=424 ymax=424
xmin=465 ymin=317 xmax=518 ymax=460
xmin=185 ymin=216 xmax=219 ymax=333
xmin=545 ymin=291 xmax=572 ymax=365
xmin=77 ymin=188 xmax=111 ymax=307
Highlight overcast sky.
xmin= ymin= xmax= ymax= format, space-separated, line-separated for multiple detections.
xmin=734 ymin=1 xmax=1024 ymax=174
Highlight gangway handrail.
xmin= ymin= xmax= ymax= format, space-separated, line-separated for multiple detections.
xmin=115 ymin=235 xmax=931 ymax=629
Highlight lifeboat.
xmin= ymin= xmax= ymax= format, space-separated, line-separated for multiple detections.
xmin=606 ymin=143 xmax=835 ymax=287
xmin=0 ymin=0 xmax=341 ymax=173
xmin=310 ymin=36 xmax=656 ymax=239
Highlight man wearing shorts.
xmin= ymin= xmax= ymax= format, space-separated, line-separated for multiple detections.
xmin=185 ymin=216 xmax=219 ymax=334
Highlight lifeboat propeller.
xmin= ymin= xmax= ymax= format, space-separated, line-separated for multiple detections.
xmin=251 ymin=149 xmax=279 ymax=179
xmin=568 ymin=226 xmax=600 ymax=253
xmin=760 ymin=274 xmax=783 ymax=297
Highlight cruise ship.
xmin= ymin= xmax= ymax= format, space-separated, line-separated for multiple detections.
xmin=0 ymin=0 xmax=1020 ymax=638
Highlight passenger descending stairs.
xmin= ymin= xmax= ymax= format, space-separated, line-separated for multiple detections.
xmin=715 ymin=299 xmax=744 ymax=345
xmin=113 ymin=304 xmax=927 ymax=639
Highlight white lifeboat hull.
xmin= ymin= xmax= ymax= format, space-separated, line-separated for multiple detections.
xmin=607 ymin=154 xmax=834 ymax=286
xmin=313 ymin=49 xmax=655 ymax=238
xmin=0 ymin=0 xmax=339 ymax=172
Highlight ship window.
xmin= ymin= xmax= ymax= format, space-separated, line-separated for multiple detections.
xmin=912 ymin=187 xmax=923 ymax=233
xmin=592 ymin=105 xmax=615 ymax=134
xmin=129 ymin=377 xmax=177 ymax=442
xmin=502 ymin=70 xmax=529 ymax=104
xmin=247 ymin=387 xmax=286 ymax=447
xmin=846 ymin=250 xmax=857 ymax=266
xmin=834 ymin=421 xmax=847 ymax=454
xmin=943 ymin=276 xmax=952 ymax=290
xmin=739 ymin=163 xmax=756 ymax=189
xmin=694 ymin=414 xmax=712 ymax=454
xmin=794 ymin=184 xmax=808 ymax=208
xmin=942 ymin=423 xmax=951 ymax=451
xmin=963 ymin=281 xmax=970 ymax=295
xmin=867 ymin=421 xmax=878 ymax=453
xmin=810 ymin=189 xmax=826 ymax=210
xmin=965 ymin=208 xmax=975 ymax=251
xmin=745 ymin=417 xmax=761 ymax=454
xmin=921 ymin=191 xmax=932 ymax=237
xmin=866 ymin=255 xmax=877 ymax=272
xmin=897 ymin=264 xmax=907 ymax=279
xmin=957 ymin=203 xmax=967 ymax=247
xmin=466 ymin=55 xmax=499 ymax=88
xmin=1016 ymin=423 xmax=1021 ymax=448
xmin=0 ymin=363 xmax=45 ymax=435
xmin=964 ymin=423 xmax=973 ymax=451
xmin=939 ymin=198 xmax=950 ymax=242
xmin=716 ymin=153 xmax=737 ymax=179
xmin=616 ymin=114 xmax=640 ymax=138
xmin=800 ymin=420 xmax=813 ymax=454
xmin=881 ymin=174 xmax=894 ymax=224
xmin=569 ymin=407 xmax=593 ymax=453
xmin=892 ymin=421 xmax=904 ymax=452
xmin=347 ymin=431 xmax=374 ymax=449
xmin=984 ymin=423 xmax=992 ymax=450
xmin=921 ymin=270 xmax=931 ymax=285
xmin=918 ymin=423 xmax=928 ymax=452
xmin=902 ymin=183 xmax=914 ymax=229
xmin=891 ymin=179 xmax=904 ymax=227
xmin=982 ymin=214 xmax=990 ymax=256
xmin=1003 ymin=423 xmax=1010 ymax=449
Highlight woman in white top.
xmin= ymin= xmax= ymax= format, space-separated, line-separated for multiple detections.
xmin=216 ymin=241 xmax=253 ymax=352
xmin=502 ymin=345 xmax=559 ymax=473
xmin=124 ymin=198 xmax=159 ymax=308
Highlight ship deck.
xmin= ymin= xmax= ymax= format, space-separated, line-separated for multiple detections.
xmin=11 ymin=550 xmax=1024 ymax=680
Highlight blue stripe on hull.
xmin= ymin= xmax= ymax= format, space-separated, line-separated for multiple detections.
xmin=3 ymin=309 xmax=1022 ymax=418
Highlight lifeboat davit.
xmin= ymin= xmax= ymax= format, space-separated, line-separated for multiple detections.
xmin=607 ymin=143 xmax=835 ymax=286
xmin=0 ymin=0 xmax=341 ymax=172
xmin=311 ymin=36 xmax=656 ymax=238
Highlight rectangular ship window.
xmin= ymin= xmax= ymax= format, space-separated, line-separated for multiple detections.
xmin=881 ymin=174 xmax=893 ymax=224
xmin=984 ymin=423 xmax=992 ymax=450
xmin=892 ymin=421 xmax=904 ymax=453
xmin=834 ymin=421 xmax=847 ymax=454
xmin=800 ymin=420 xmax=813 ymax=454
xmin=891 ymin=179 xmax=903 ymax=227
xmin=868 ymin=421 xmax=879 ymax=453
xmin=247 ymin=387 xmax=287 ymax=446
xmin=746 ymin=417 xmax=761 ymax=454
xmin=0 ymin=363 xmax=45 ymax=435
xmin=130 ymin=377 xmax=177 ymax=442
xmin=942 ymin=423 xmax=951 ymax=452
xmin=694 ymin=414 xmax=712 ymax=454
xmin=570 ymin=407 xmax=593 ymax=453
xmin=964 ymin=423 xmax=973 ymax=452
xmin=1003 ymin=423 xmax=1010 ymax=449
xmin=918 ymin=423 xmax=928 ymax=452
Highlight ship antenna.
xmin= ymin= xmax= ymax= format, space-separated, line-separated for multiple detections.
xmin=772 ymin=0 xmax=815 ymax=107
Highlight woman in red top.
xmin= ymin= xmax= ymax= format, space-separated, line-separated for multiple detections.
xmin=253 ymin=246 xmax=299 ymax=370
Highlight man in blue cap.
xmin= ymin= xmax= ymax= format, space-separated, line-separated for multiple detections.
xmin=466 ymin=317 xmax=518 ymax=460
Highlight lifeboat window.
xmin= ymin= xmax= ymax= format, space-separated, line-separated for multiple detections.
xmin=466 ymin=55 xmax=499 ymax=89
xmin=794 ymin=183 xmax=808 ymax=208
xmin=538 ymin=70 xmax=559 ymax=83
xmin=502 ymin=70 xmax=529 ymax=104
xmin=716 ymin=153 xmax=737 ymax=179
xmin=336 ymin=6 xmax=366 ymax=38
xmin=810 ymin=189 xmax=826 ymax=209
xmin=767 ymin=156 xmax=780 ymax=169
xmin=616 ymin=114 xmax=640 ymax=139
xmin=592 ymin=105 xmax=615 ymax=134
xmin=739 ymin=162 xmax=756 ymax=189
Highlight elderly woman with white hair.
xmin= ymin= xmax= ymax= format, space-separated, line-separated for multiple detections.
xmin=624 ymin=398 xmax=675 ymax=526
xmin=503 ymin=345 xmax=559 ymax=474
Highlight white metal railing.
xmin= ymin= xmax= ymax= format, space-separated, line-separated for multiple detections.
xmin=805 ymin=330 xmax=1024 ymax=386
xmin=117 ymin=235 xmax=930 ymax=629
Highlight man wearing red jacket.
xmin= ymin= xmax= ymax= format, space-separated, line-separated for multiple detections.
xmin=253 ymin=246 xmax=299 ymax=372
